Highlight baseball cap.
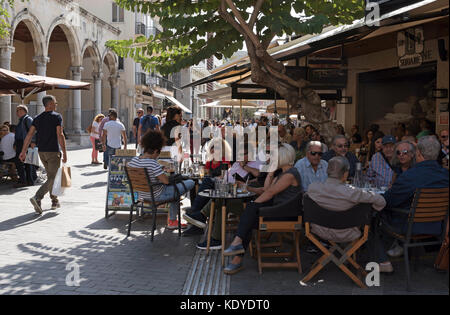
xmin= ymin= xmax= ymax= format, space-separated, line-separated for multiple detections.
xmin=382 ymin=135 xmax=396 ymax=145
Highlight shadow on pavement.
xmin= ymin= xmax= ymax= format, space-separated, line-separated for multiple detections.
xmin=81 ymin=171 xmax=108 ymax=177
xmin=81 ymin=182 xmax=108 ymax=189
xmin=0 ymin=211 xmax=59 ymax=232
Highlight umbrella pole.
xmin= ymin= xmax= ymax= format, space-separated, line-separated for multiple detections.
xmin=240 ymin=99 xmax=242 ymax=125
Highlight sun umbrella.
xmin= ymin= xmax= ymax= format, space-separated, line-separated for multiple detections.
xmin=0 ymin=68 xmax=91 ymax=100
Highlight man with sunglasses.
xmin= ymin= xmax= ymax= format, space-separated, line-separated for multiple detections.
xmin=322 ymin=135 xmax=359 ymax=178
xmin=294 ymin=141 xmax=328 ymax=192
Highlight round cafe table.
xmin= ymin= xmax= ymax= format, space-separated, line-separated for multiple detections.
xmin=198 ymin=190 xmax=256 ymax=266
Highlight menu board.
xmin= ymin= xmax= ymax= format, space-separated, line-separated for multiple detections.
xmin=105 ymin=155 xmax=137 ymax=218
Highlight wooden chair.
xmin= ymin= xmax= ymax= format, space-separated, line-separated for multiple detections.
xmin=125 ymin=166 xmax=183 ymax=241
xmin=301 ymin=195 xmax=372 ymax=288
xmin=255 ymin=192 xmax=303 ymax=274
xmin=380 ymin=187 xmax=449 ymax=291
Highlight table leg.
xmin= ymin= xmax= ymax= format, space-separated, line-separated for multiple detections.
xmin=222 ymin=199 xmax=227 ymax=267
xmin=206 ymin=200 xmax=215 ymax=255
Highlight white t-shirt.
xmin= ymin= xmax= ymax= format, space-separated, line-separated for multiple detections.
xmin=103 ymin=120 xmax=125 ymax=149
xmin=90 ymin=121 xmax=100 ymax=139
xmin=0 ymin=133 xmax=16 ymax=160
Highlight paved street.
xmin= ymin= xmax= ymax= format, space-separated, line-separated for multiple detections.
xmin=0 ymin=148 xmax=448 ymax=295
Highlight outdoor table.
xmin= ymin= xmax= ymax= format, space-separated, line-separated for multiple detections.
xmin=198 ymin=190 xmax=256 ymax=266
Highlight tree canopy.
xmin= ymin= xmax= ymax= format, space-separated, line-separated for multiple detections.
xmin=0 ymin=0 xmax=26 ymax=40
xmin=106 ymin=0 xmax=365 ymax=136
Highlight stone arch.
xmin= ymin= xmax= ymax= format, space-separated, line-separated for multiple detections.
xmin=9 ymin=10 xmax=46 ymax=57
xmin=81 ymin=40 xmax=102 ymax=73
xmin=102 ymin=49 xmax=118 ymax=77
xmin=46 ymin=18 xmax=82 ymax=67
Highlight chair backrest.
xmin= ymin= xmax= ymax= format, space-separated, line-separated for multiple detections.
xmin=411 ymin=188 xmax=449 ymax=224
xmin=124 ymin=166 xmax=154 ymax=204
xmin=303 ymin=195 xmax=372 ymax=229
xmin=259 ymin=192 xmax=303 ymax=218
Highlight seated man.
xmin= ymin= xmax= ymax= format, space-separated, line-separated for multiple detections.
xmin=376 ymin=136 xmax=449 ymax=262
xmin=322 ymin=135 xmax=359 ymax=179
xmin=366 ymin=135 xmax=396 ymax=188
xmin=307 ymin=156 xmax=389 ymax=271
xmin=181 ymin=139 xmax=231 ymax=236
xmin=294 ymin=141 xmax=328 ymax=192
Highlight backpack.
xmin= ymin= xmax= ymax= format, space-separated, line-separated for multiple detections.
xmin=141 ymin=114 xmax=157 ymax=134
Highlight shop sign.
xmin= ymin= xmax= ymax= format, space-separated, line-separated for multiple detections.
xmin=397 ymin=27 xmax=424 ymax=69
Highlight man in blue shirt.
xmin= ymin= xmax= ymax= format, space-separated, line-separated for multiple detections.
xmin=322 ymin=135 xmax=359 ymax=178
xmin=137 ymin=106 xmax=160 ymax=149
xmin=372 ymin=136 xmax=449 ymax=270
xmin=294 ymin=141 xmax=328 ymax=192
xmin=14 ymin=105 xmax=36 ymax=187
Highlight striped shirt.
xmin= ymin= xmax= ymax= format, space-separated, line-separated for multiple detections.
xmin=366 ymin=152 xmax=394 ymax=188
xmin=128 ymin=157 xmax=165 ymax=199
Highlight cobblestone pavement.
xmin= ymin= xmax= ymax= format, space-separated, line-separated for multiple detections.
xmin=0 ymin=148 xmax=448 ymax=295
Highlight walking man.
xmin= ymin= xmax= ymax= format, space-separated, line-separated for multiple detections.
xmin=137 ymin=105 xmax=159 ymax=150
xmin=19 ymin=95 xmax=67 ymax=214
xmin=132 ymin=107 xmax=144 ymax=149
xmin=14 ymin=105 xmax=36 ymax=187
xmin=102 ymin=110 xmax=127 ymax=168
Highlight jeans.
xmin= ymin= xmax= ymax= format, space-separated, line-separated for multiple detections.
xmin=104 ymin=145 xmax=118 ymax=167
xmin=191 ymin=177 xmax=215 ymax=212
xmin=14 ymin=140 xmax=34 ymax=185
xmin=155 ymin=180 xmax=195 ymax=220
xmin=35 ymin=152 xmax=61 ymax=202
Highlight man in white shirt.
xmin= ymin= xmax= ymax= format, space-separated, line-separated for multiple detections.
xmin=102 ymin=111 xmax=127 ymax=169
xmin=0 ymin=124 xmax=16 ymax=162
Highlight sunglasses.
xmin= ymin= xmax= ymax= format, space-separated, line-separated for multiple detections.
xmin=336 ymin=144 xmax=350 ymax=149
xmin=441 ymin=135 xmax=449 ymax=139
xmin=309 ymin=151 xmax=323 ymax=156
xmin=396 ymin=150 xmax=410 ymax=156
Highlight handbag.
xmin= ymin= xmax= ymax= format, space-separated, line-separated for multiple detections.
xmin=434 ymin=218 xmax=449 ymax=271
xmin=86 ymin=124 xmax=93 ymax=133
xmin=95 ymin=139 xmax=104 ymax=152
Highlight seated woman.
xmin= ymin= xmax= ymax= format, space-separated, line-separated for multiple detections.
xmin=222 ymin=143 xmax=303 ymax=275
xmin=128 ymin=130 xmax=194 ymax=230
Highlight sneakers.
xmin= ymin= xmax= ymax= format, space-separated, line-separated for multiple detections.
xmin=197 ymin=238 xmax=222 ymax=250
xmin=167 ymin=219 xmax=188 ymax=230
xmin=183 ymin=212 xmax=207 ymax=229
xmin=51 ymin=200 xmax=61 ymax=210
xmin=182 ymin=225 xmax=204 ymax=237
xmin=387 ymin=242 xmax=404 ymax=258
xmin=30 ymin=197 xmax=42 ymax=215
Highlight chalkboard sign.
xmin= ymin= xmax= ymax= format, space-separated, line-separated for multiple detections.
xmin=105 ymin=155 xmax=137 ymax=218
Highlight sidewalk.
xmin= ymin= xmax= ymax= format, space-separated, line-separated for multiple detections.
xmin=0 ymin=148 xmax=448 ymax=295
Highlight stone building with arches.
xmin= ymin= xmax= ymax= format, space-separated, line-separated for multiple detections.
xmin=0 ymin=0 xmax=138 ymax=145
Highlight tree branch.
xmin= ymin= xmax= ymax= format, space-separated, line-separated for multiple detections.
xmin=224 ymin=0 xmax=260 ymax=48
xmin=249 ymin=0 xmax=264 ymax=29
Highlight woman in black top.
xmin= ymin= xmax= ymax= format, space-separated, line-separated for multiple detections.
xmin=161 ymin=106 xmax=182 ymax=146
xmin=223 ymin=143 xmax=302 ymax=275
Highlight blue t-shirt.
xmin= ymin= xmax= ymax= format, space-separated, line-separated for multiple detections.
xmin=139 ymin=114 xmax=159 ymax=135
xmin=32 ymin=111 xmax=63 ymax=152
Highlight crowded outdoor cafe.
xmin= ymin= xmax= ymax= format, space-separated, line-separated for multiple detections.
xmin=114 ymin=105 xmax=449 ymax=292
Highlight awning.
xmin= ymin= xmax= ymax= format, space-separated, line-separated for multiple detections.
xmin=184 ymin=0 xmax=447 ymax=89
xmin=166 ymin=95 xmax=192 ymax=114
xmin=150 ymin=88 xmax=167 ymax=100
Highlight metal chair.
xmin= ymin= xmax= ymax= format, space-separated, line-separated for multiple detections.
xmin=380 ymin=187 xmax=449 ymax=291
xmin=255 ymin=192 xmax=303 ymax=274
xmin=302 ymin=195 xmax=372 ymax=288
xmin=125 ymin=166 xmax=183 ymax=241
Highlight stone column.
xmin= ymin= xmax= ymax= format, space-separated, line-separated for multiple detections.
xmin=109 ymin=75 xmax=119 ymax=109
xmin=93 ymin=71 xmax=103 ymax=114
xmin=0 ymin=45 xmax=15 ymax=124
xmin=71 ymin=66 xmax=83 ymax=134
xmin=33 ymin=56 xmax=50 ymax=114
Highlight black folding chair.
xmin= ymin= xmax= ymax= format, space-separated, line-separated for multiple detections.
xmin=254 ymin=192 xmax=303 ymax=274
xmin=125 ymin=167 xmax=183 ymax=241
xmin=302 ymin=195 xmax=372 ymax=288
xmin=380 ymin=187 xmax=449 ymax=291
